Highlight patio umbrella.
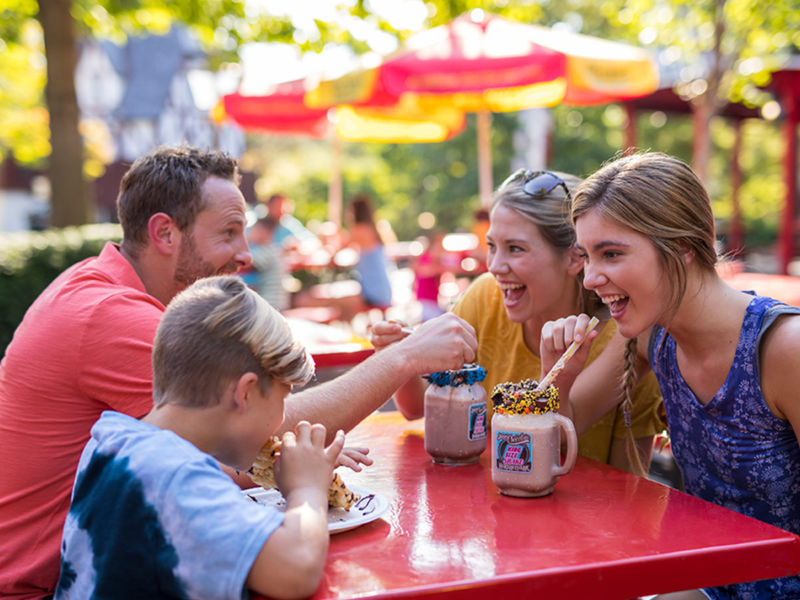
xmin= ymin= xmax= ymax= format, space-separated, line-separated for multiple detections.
xmin=220 ymin=79 xmax=466 ymax=224
xmin=305 ymin=10 xmax=659 ymax=205
xmin=222 ymin=79 xmax=466 ymax=143
xmin=221 ymin=79 xmax=331 ymax=139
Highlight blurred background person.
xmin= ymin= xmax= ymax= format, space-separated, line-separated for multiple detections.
xmin=266 ymin=192 xmax=321 ymax=252
xmin=344 ymin=192 xmax=393 ymax=309
xmin=248 ymin=215 xmax=289 ymax=311
xmin=413 ymin=230 xmax=448 ymax=321
xmin=471 ymin=208 xmax=491 ymax=264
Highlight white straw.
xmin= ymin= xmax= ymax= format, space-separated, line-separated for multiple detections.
xmin=536 ymin=316 xmax=600 ymax=392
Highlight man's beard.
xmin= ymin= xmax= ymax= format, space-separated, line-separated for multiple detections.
xmin=174 ymin=233 xmax=234 ymax=287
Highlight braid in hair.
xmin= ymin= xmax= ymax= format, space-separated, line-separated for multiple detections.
xmin=622 ymin=337 xmax=647 ymax=477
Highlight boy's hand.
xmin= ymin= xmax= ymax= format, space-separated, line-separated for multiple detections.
xmin=336 ymin=446 xmax=373 ymax=472
xmin=274 ymin=421 xmax=345 ymax=500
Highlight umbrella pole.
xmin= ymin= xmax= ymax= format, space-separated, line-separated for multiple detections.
xmin=477 ymin=110 xmax=493 ymax=208
xmin=329 ymin=133 xmax=343 ymax=227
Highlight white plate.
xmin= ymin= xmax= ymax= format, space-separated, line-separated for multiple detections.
xmin=243 ymin=484 xmax=389 ymax=534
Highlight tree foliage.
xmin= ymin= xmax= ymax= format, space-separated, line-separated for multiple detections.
xmin=0 ymin=4 xmax=48 ymax=167
xmin=602 ymin=0 xmax=799 ymax=180
xmin=0 ymin=0 xmax=796 ymax=244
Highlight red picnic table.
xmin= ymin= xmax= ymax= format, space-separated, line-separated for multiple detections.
xmin=256 ymin=411 xmax=800 ymax=600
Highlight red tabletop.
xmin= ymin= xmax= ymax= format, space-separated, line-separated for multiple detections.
xmin=263 ymin=412 xmax=800 ymax=600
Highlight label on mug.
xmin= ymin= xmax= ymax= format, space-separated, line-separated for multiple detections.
xmin=468 ymin=403 xmax=488 ymax=441
xmin=494 ymin=431 xmax=532 ymax=473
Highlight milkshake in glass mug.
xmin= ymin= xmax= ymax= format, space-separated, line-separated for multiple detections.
xmin=423 ymin=363 xmax=488 ymax=465
xmin=490 ymin=380 xmax=577 ymax=497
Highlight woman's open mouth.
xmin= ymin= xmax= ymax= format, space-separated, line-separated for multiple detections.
xmin=498 ymin=281 xmax=526 ymax=308
xmin=601 ymin=293 xmax=629 ymax=319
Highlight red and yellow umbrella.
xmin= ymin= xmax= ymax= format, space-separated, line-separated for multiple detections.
xmin=218 ymin=79 xmax=466 ymax=223
xmin=307 ymin=10 xmax=658 ymax=110
xmin=221 ymin=79 xmax=331 ymax=139
xmin=306 ymin=10 xmax=659 ymax=204
xmin=221 ymin=80 xmax=466 ymax=143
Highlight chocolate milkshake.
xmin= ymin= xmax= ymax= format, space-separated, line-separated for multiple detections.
xmin=490 ymin=380 xmax=577 ymax=497
xmin=423 ymin=363 xmax=488 ymax=465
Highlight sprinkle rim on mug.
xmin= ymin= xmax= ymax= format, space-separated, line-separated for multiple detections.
xmin=491 ymin=379 xmax=559 ymax=415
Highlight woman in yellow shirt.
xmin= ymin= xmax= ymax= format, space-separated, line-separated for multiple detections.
xmin=374 ymin=169 xmax=664 ymax=473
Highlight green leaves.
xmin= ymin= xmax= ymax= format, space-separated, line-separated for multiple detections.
xmin=0 ymin=17 xmax=48 ymax=166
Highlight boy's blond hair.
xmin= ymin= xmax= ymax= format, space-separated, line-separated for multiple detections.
xmin=152 ymin=275 xmax=315 ymax=407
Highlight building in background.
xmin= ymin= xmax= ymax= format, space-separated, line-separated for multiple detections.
xmin=76 ymin=26 xmax=248 ymax=221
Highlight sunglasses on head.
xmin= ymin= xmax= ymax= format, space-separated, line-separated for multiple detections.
xmin=521 ymin=170 xmax=572 ymax=201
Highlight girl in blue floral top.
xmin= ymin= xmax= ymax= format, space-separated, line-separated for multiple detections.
xmin=543 ymin=152 xmax=800 ymax=600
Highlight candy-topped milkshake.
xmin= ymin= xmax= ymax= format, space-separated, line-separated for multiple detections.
xmin=423 ymin=363 xmax=488 ymax=465
xmin=490 ymin=379 xmax=577 ymax=497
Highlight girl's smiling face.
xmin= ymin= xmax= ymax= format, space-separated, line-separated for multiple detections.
xmin=486 ymin=203 xmax=580 ymax=324
xmin=575 ymin=208 xmax=670 ymax=338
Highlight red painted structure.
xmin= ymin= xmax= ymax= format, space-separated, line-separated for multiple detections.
xmin=772 ymin=61 xmax=800 ymax=274
xmin=623 ymin=57 xmax=800 ymax=274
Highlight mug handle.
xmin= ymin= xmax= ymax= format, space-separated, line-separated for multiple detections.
xmin=552 ymin=414 xmax=578 ymax=477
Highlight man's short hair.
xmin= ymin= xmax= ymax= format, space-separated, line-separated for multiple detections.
xmin=117 ymin=144 xmax=240 ymax=255
xmin=152 ymin=275 xmax=314 ymax=407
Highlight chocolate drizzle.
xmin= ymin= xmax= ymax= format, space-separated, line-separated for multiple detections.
xmin=354 ymin=494 xmax=377 ymax=515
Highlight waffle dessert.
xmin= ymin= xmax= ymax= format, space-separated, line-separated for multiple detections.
xmin=249 ymin=436 xmax=359 ymax=510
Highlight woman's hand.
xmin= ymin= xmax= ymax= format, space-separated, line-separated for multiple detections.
xmin=540 ymin=314 xmax=599 ymax=392
xmin=370 ymin=320 xmax=410 ymax=351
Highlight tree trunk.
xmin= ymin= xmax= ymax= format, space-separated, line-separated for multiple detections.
xmin=37 ymin=0 xmax=92 ymax=227
xmin=691 ymin=0 xmax=728 ymax=185
xmin=691 ymin=96 xmax=713 ymax=184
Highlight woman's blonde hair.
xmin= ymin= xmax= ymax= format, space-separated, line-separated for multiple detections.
xmin=571 ymin=152 xmax=718 ymax=474
xmin=494 ymin=169 xmax=603 ymax=316
xmin=152 ymin=275 xmax=315 ymax=407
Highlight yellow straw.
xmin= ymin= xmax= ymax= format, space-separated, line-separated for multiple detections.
xmin=536 ymin=316 xmax=600 ymax=392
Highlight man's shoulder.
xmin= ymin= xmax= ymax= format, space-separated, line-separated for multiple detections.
xmin=35 ymin=275 xmax=155 ymax=327
xmin=53 ymin=243 xmax=159 ymax=312
xmin=2 ymin=245 xmax=162 ymax=364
